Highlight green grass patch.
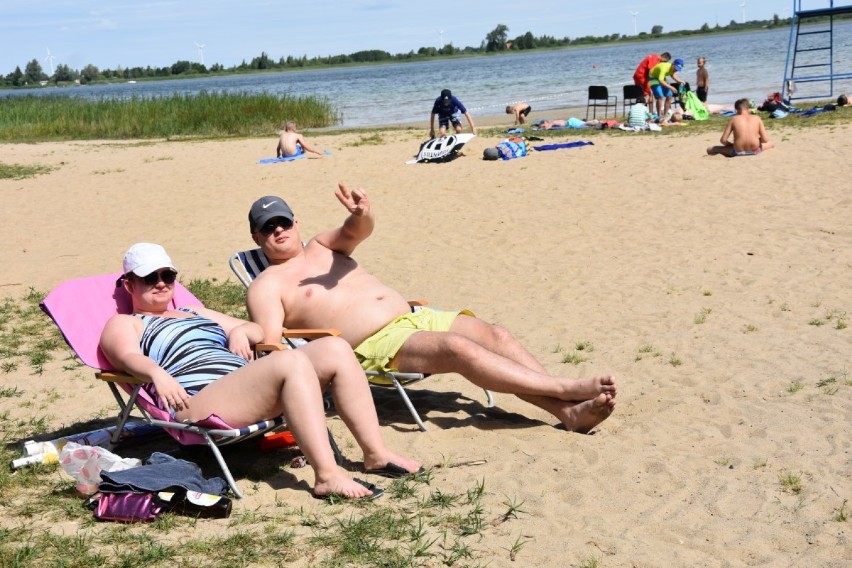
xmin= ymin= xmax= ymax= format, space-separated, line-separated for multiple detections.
xmin=0 ymin=162 xmax=54 ymax=180
xmin=0 ymin=92 xmax=339 ymax=142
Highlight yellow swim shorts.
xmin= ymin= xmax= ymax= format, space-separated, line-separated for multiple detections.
xmin=354 ymin=307 xmax=474 ymax=375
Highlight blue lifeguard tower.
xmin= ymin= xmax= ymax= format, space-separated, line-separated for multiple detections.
xmin=782 ymin=1 xmax=852 ymax=101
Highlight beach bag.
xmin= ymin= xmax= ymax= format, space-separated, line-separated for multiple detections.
xmin=495 ymin=137 xmax=529 ymax=160
xmin=93 ymin=492 xmax=164 ymax=523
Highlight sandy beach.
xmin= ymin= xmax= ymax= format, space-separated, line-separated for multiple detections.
xmin=1 ymin=115 xmax=850 ymax=566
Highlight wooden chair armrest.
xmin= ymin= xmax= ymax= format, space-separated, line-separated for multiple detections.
xmin=96 ymin=371 xmax=149 ymax=385
xmin=255 ymin=328 xmax=342 ymax=354
xmin=282 ymin=328 xmax=341 ymax=339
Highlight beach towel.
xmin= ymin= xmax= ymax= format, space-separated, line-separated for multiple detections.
xmin=531 ymin=140 xmax=594 ymax=152
xmin=258 ymin=150 xmax=331 ymax=164
xmin=406 ymin=133 xmax=475 ymax=164
xmin=683 ymin=91 xmax=709 ymax=120
xmin=258 ymin=154 xmax=307 ymax=164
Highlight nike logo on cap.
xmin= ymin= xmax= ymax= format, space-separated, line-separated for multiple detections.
xmin=261 ymin=201 xmax=278 ymax=209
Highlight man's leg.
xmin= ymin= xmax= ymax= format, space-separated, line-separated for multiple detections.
xmin=392 ymin=320 xmax=616 ymax=431
xmin=392 ymin=315 xmax=616 ymax=401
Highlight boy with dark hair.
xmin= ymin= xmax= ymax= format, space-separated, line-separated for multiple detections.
xmin=429 ymin=89 xmax=477 ymax=137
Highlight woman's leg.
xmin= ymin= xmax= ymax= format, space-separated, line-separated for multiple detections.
xmin=176 ymin=349 xmax=374 ymax=498
xmin=297 ymin=337 xmax=420 ymax=473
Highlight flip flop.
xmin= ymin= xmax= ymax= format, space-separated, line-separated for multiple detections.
xmin=312 ymin=478 xmax=384 ymax=501
xmin=364 ymin=462 xmax=426 ymax=479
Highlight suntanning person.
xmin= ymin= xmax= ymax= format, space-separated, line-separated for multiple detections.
xmin=245 ymin=188 xmax=618 ymax=434
xmin=707 ymin=98 xmax=775 ymax=157
xmin=277 ymin=121 xmax=323 ymax=158
xmin=100 ymin=243 xmax=420 ymax=499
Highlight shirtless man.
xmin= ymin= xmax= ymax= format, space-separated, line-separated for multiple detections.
xmin=506 ymin=102 xmax=532 ymax=125
xmin=696 ymin=57 xmax=709 ymax=103
xmin=707 ymin=98 xmax=775 ymax=157
xmin=276 ymin=121 xmax=323 ymax=158
xmin=245 ymin=187 xmax=618 ymax=433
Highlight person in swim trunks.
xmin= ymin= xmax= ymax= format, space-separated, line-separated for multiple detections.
xmin=649 ymin=57 xmax=685 ymax=118
xmin=506 ymin=102 xmax=532 ymax=125
xmin=101 ymin=242 xmax=420 ymax=499
xmin=706 ymin=98 xmax=775 ymax=157
xmin=429 ymin=89 xmax=477 ymax=137
xmin=276 ymin=120 xmax=323 ymax=158
xmin=245 ymin=188 xmax=618 ymax=434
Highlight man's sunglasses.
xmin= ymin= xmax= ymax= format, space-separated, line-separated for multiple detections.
xmin=259 ymin=217 xmax=294 ymax=236
xmin=137 ymin=269 xmax=178 ymax=286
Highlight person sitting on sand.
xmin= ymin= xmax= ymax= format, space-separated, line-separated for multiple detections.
xmin=101 ymin=242 xmax=420 ymax=500
xmin=706 ymin=98 xmax=775 ymax=157
xmin=506 ymin=102 xmax=532 ymax=125
xmin=276 ymin=121 xmax=323 ymax=158
xmin=245 ymin=187 xmax=618 ymax=434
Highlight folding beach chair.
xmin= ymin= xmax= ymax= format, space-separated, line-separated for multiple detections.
xmin=586 ymin=86 xmax=618 ymax=120
xmin=230 ymin=248 xmax=495 ymax=431
xmin=40 ymin=273 xmax=312 ymax=498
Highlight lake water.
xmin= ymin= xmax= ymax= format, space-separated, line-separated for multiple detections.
xmin=4 ymin=23 xmax=851 ymax=128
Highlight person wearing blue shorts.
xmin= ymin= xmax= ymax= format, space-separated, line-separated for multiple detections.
xmin=649 ymin=58 xmax=685 ymax=118
xmin=429 ymin=89 xmax=477 ymax=138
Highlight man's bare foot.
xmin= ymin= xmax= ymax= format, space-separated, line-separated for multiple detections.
xmin=313 ymin=472 xmax=379 ymax=499
xmin=363 ymin=452 xmax=421 ymax=476
xmin=559 ymin=393 xmax=616 ymax=434
xmin=559 ymin=375 xmax=618 ymax=402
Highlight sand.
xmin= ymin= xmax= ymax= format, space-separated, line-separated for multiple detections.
xmin=1 ymin=116 xmax=850 ymax=566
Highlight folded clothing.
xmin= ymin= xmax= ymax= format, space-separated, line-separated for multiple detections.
xmin=99 ymin=452 xmax=228 ymax=496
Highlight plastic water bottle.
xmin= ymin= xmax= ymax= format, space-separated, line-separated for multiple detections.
xmin=157 ymin=490 xmax=232 ymax=518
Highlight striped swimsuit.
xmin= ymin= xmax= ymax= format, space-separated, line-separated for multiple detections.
xmin=136 ymin=308 xmax=246 ymax=401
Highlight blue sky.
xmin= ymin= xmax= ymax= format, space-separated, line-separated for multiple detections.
xmin=2 ymin=1 xmax=793 ymax=73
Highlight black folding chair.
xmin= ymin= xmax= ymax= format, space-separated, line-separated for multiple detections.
xmin=622 ymin=84 xmax=646 ymax=116
xmin=585 ymin=86 xmax=618 ymax=120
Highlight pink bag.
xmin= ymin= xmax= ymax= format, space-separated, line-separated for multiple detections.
xmin=94 ymin=492 xmax=164 ymax=523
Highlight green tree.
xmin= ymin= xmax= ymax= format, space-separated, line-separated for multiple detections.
xmin=54 ymin=63 xmax=75 ymax=82
xmin=651 ymin=25 xmax=663 ymax=35
xmin=80 ymin=64 xmax=99 ymax=83
xmin=24 ymin=59 xmax=45 ymax=84
xmin=700 ymin=23 xmax=710 ymax=32
xmin=8 ymin=66 xmax=24 ymax=86
xmin=485 ymin=24 xmax=509 ymax=51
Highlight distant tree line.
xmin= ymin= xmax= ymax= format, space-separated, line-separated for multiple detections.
xmin=0 ymin=13 xmax=828 ymax=88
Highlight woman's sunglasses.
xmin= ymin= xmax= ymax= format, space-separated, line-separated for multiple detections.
xmin=259 ymin=217 xmax=294 ymax=236
xmin=138 ymin=269 xmax=178 ymax=286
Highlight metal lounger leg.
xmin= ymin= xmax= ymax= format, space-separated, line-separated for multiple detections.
xmin=390 ymin=376 xmax=428 ymax=431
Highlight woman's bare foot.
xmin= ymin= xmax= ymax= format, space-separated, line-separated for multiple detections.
xmin=363 ymin=452 xmax=421 ymax=476
xmin=313 ymin=471 xmax=378 ymax=499
xmin=558 ymin=375 xmax=618 ymax=402
xmin=558 ymin=393 xmax=616 ymax=434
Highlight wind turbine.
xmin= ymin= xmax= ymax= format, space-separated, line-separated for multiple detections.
xmin=437 ymin=30 xmax=444 ymax=49
xmin=195 ymin=42 xmax=205 ymax=65
xmin=44 ymin=47 xmax=56 ymax=75
xmin=740 ymin=1 xmax=746 ymax=24
xmin=630 ymin=11 xmax=639 ymax=35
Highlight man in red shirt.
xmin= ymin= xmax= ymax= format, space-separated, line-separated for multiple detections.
xmin=633 ymin=51 xmax=670 ymax=106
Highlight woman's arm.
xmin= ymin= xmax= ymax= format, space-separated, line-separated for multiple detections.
xmin=100 ymin=314 xmax=191 ymax=410
xmin=190 ymin=306 xmax=264 ymax=360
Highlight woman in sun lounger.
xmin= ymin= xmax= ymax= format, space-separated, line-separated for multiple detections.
xmin=100 ymin=242 xmax=421 ymax=499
